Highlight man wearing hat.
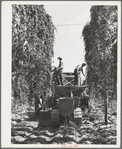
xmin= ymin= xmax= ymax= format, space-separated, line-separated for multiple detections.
xmin=57 ymin=57 xmax=64 ymax=85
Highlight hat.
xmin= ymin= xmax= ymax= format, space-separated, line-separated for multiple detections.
xmin=58 ymin=57 xmax=62 ymax=60
xmin=82 ymin=63 xmax=86 ymax=67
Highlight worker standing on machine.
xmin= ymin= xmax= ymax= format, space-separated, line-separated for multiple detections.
xmin=57 ymin=57 xmax=64 ymax=86
xmin=74 ymin=63 xmax=86 ymax=86
xmin=74 ymin=65 xmax=79 ymax=86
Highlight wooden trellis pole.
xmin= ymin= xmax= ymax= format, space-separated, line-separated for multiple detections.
xmin=105 ymin=90 xmax=113 ymax=125
xmin=104 ymin=94 xmax=108 ymax=125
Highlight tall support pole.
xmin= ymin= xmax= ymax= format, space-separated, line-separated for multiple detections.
xmin=105 ymin=98 xmax=108 ymax=125
xmin=105 ymin=91 xmax=108 ymax=125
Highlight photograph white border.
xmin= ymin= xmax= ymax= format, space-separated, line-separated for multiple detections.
xmin=1 ymin=1 xmax=121 ymax=148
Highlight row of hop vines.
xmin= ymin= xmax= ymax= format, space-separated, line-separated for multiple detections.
xmin=12 ymin=5 xmax=55 ymax=107
xmin=82 ymin=6 xmax=117 ymax=99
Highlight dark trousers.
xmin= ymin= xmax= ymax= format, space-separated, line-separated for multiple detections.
xmin=74 ymin=69 xmax=81 ymax=85
xmin=80 ymin=96 xmax=89 ymax=108
xmin=74 ymin=73 xmax=78 ymax=85
xmin=35 ymin=95 xmax=40 ymax=114
xmin=57 ymin=70 xmax=63 ymax=85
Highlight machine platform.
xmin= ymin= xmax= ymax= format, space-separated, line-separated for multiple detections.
xmin=55 ymin=85 xmax=87 ymax=97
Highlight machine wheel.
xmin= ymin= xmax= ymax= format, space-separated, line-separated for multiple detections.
xmin=59 ymin=114 xmax=64 ymax=123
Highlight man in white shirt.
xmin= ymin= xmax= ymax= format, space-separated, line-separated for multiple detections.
xmin=74 ymin=63 xmax=86 ymax=86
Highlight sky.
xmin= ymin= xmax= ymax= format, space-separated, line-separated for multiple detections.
xmin=44 ymin=5 xmax=92 ymax=72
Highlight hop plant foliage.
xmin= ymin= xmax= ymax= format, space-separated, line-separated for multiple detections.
xmin=12 ymin=5 xmax=55 ymax=105
xmin=82 ymin=6 xmax=117 ymax=98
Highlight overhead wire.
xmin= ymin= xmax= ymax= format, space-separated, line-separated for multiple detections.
xmin=54 ymin=23 xmax=83 ymax=38
xmin=55 ymin=24 xmax=85 ymax=26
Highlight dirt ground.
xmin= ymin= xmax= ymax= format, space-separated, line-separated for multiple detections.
xmin=11 ymin=98 xmax=117 ymax=144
